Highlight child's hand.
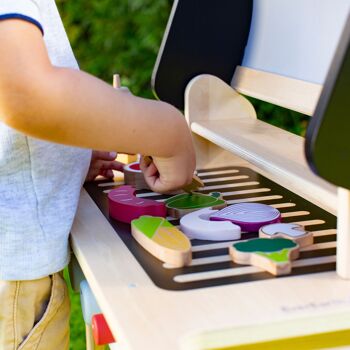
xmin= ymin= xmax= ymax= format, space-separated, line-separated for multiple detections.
xmin=140 ymin=146 xmax=196 ymax=193
xmin=85 ymin=150 xmax=124 ymax=182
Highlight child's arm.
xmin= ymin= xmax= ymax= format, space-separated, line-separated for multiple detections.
xmin=0 ymin=20 xmax=195 ymax=192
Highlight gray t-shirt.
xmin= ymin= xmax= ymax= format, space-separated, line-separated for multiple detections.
xmin=0 ymin=0 xmax=92 ymax=280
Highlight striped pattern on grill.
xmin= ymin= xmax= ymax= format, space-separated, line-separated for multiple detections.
xmin=85 ymin=166 xmax=336 ymax=291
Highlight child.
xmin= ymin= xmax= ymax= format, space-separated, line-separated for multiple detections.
xmin=0 ymin=1 xmax=195 ymax=349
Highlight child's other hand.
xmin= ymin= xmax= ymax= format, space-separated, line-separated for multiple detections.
xmin=85 ymin=150 xmax=124 ymax=182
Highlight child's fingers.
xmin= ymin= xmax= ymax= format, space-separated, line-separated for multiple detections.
xmin=141 ymin=160 xmax=159 ymax=178
xmin=105 ymin=169 xmax=114 ymax=178
xmin=107 ymin=160 xmax=125 ymax=172
xmin=139 ymin=156 xmax=149 ymax=172
xmin=141 ymin=156 xmax=183 ymax=193
xmin=140 ymin=156 xmax=157 ymax=174
xmin=93 ymin=160 xmax=124 ymax=172
xmin=100 ymin=169 xmax=108 ymax=177
xmin=140 ymin=162 xmax=164 ymax=192
xmin=99 ymin=169 xmax=115 ymax=179
xmin=144 ymin=175 xmax=178 ymax=194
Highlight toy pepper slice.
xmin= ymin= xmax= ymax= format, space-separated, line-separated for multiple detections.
xmin=165 ymin=192 xmax=226 ymax=218
xmin=131 ymin=216 xmax=191 ymax=267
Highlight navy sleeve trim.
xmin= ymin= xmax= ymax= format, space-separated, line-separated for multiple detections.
xmin=0 ymin=13 xmax=44 ymax=35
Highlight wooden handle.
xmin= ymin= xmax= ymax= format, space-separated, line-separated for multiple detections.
xmin=92 ymin=314 xmax=116 ymax=345
xmin=112 ymin=74 xmax=138 ymax=164
xmin=143 ymin=155 xmax=153 ymax=166
xmin=113 ymin=74 xmax=121 ymax=89
xmin=182 ymin=174 xmax=204 ymax=193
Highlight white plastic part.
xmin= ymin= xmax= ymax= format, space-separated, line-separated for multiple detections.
xmin=180 ymin=208 xmax=241 ymax=241
xmin=80 ymin=280 xmax=101 ymax=325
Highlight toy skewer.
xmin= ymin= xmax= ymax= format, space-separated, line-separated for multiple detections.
xmin=182 ymin=174 xmax=204 ymax=193
xmin=112 ymin=74 xmax=137 ymax=164
xmin=113 ymin=74 xmax=121 ymax=89
xmin=143 ymin=155 xmax=153 ymax=166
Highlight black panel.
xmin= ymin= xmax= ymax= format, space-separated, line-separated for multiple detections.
xmin=305 ymin=14 xmax=350 ymax=189
xmin=151 ymin=0 xmax=253 ymax=109
xmin=84 ymin=166 xmax=336 ymax=291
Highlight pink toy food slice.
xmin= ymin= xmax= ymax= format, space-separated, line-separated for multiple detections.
xmin=230 ymin=238 xmax=299 ymax=275
xmin=123 ymin=162 xmax=149 ymax=190
xmin=165 ymin=192 xmax=226 ymax=218
xmin=108 ymin=185 xmax=166 ymax=223
xmin=180 ymin=208 xmax=241 ymax=241
xmin=259 ymin=223 xmax=313 ymax=248
xmin=210 ymin=203 xmax=281 ymax=232
xmin=131 ymin=216 xmax=192 ymax=267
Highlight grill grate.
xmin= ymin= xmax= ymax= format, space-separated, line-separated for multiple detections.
xmin=84 ymin=166 xmax=336 ymax=291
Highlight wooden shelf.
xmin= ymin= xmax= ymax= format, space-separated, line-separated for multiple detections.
xmin=232 ymin=66 xmax=322 ymax=116
xmin=190 ymin=117 xmax=337 ymax=214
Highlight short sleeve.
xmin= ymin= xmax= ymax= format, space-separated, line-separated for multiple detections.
xmin=0 ymin=0 xmax=43 ymax=34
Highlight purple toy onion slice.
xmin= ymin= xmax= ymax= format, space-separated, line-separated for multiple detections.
xmin=210 ymin=203 xmax=281 ymax=232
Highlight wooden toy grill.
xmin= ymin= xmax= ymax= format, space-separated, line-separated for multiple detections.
xmin=84 ymin=165 xmax=336 ymax=291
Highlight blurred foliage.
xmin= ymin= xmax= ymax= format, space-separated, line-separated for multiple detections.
xmin=57 ymin=0 xmax=307 ymax=136
xmin=57 ymin=0 xmax=172 ymax=98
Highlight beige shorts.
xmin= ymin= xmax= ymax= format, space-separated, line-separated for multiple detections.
xmin=0 ymin=272 xmax=70 ymax=350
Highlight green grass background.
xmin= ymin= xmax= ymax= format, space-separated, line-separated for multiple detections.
xmin=56 ymin=1 xmax=308 ymax=348
xmin=63 ymin=269 xmax=86 ymax=350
